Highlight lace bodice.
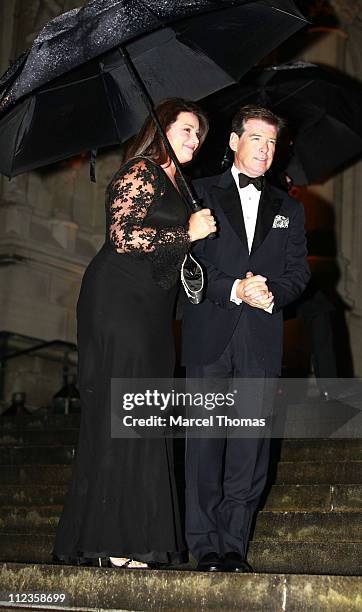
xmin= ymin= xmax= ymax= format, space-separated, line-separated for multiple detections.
xmin=105 ymin=157 xmax=191 ymax=289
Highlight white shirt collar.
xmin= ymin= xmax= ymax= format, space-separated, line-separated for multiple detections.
xmin=231 ymin=164 xmax=240 ymax=187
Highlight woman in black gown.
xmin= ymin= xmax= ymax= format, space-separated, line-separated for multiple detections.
xmin=53 ymin=98 xmax=215 ymax=568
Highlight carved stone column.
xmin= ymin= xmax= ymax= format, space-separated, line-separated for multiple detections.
xmin=281 ymin=1 xmax=362 ymax=375
xmin=332 ymin=0 xmax=362 ymax=374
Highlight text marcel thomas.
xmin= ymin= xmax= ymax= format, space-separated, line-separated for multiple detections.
xmin=120 ymin=389 xmax=266 ymax=429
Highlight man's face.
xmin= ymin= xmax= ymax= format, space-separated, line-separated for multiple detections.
xmin=229 ymin=118 xmax=277 ymax=177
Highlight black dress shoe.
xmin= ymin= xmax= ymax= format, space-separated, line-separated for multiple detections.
xmin=196 ymin=552 xmax=224 ymax=572
xmin=223 ymin=552 xmax=253 ymax=573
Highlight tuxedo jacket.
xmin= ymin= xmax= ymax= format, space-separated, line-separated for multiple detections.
xmin=182 ymin=170 xmax=310 ymax=374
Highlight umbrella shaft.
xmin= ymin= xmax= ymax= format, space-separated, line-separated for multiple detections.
xmin=119 ymin=45 xmax=202 ymax=212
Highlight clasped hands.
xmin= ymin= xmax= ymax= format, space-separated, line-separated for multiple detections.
xmin=236 ymin=271 xmax=274 ymax=310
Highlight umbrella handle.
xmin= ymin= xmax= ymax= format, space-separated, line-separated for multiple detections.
xmin=181 ymin=188 xmax=216 ymax=242
xmin=187 ymin=197 xmax=216 ymax=240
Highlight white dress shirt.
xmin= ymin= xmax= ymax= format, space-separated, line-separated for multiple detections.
xmin=229 ymin=165 xmax=273 ymax=312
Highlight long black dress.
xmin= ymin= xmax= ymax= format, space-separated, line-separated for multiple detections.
xmin=53 ymin=157 xmax=190 ymax=564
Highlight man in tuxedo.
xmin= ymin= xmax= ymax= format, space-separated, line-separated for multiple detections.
xmin=182 ymin=105 xmax=310 ymax=572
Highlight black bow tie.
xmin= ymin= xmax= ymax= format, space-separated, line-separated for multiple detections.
xmin=238 ymin=173 xmax=264 ymax=191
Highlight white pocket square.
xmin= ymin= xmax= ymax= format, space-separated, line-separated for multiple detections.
xmin=273 ymin=215 xmax=289 ymax=228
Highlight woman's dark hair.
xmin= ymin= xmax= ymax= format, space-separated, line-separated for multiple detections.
xmin=231 ymin=104 xmax=285 ymax=137
xmin=124 ymin=98 xmax=209 ymax=165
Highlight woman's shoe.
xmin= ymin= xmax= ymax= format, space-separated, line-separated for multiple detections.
xmin=109 ymin=556 xmax=149 ymax=569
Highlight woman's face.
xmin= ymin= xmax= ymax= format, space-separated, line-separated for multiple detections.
xmin=166 ymin=112 xmax=200 ymax=164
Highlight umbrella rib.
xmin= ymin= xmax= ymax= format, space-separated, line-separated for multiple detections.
xmin=273 ymin=79 xmax=315 ymax=107
xmin=272 ymin=6 xmax=308 ymax=22
xmin=38 ymin=73 xmax=100 ymax=94
xmin=100 ymin=69 xmax=124 ymax=144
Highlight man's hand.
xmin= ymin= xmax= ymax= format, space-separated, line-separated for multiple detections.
xmin=236 ymin=271 xmax=274 ymax=309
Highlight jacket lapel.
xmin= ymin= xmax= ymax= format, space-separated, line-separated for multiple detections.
xmin=251 ymin=182 xmax=283 ymax=254
xmin=213 ymin=171 xmax=248 ymax=251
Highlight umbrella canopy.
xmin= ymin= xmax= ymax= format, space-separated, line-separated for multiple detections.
xmin=196 ymin=61 xmax=362 ymax=184
xmin=0 ymin=0 xmax=307 ymax=178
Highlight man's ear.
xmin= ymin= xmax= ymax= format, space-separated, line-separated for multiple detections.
xmin=229 ymin=132 xmax=239 ymax=152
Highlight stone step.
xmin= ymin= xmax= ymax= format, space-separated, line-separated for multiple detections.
xmin=0 ymin=440 xmax=361 ymax=468
xmin=0 ymin=562 xmax=361 ymax=612
xmin=275 ymin=461 xmax=362 ymax=484
xmin=0 ymin=483 xmax=361 ymax=516
xmin=0 ymin=534 xmax=55 ymax=564
xmin=1 ymin=435 xmax=361 ymax=464
xmin=254 ymin=511 xmax=362 ymax=543
xmin=0 ymin=445 xmax=75 ymax=465
xmin=1 ymin=460 xmax=361 ymax=486
xmin=1 ymin=506 xmax=360 ymax=544
xmin=0 ymin=429 xmax=79 ymax=446
xmin=2 ymin=442 xmax=360 ymax=467
xmin=277 ymin=438 xmax=362 ymax=461
xmin=1 ymin=483 xmax=360 ymax=512
xmin=248 ymin=542 xmax=362 ymax=576
xmin=0 ymin=414 xmax=80 ymax=432
xmin=0 ymin=506 xmax=62 ymax=533
xmin=0 ymin=465 xmax=72 ymax=485
xmin=262 ymin=484 xmax=362 ymax=512
xmin=0 ymin=485 xmax=67 ymax=506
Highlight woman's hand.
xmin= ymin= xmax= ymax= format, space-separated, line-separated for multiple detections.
xmin=188 ymin=209 xmax=216 ymax=241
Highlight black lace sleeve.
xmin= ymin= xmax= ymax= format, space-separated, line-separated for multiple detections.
xmin=106 ymin=158 xmax=190 ymax=254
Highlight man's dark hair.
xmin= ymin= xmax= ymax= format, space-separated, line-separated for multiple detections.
xmin=231 ymin=104 xmax=285 ymax=137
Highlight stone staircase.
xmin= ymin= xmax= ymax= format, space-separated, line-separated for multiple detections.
xmin=0 ymin=412 xmax=361 ymax=610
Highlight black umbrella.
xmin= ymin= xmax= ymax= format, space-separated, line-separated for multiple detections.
xmin=0 ymin=0 xmax=307 ymax=185
xmin=196 ymin=61 xmax=362 ymax=184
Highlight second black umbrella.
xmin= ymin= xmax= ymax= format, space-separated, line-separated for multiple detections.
xmin=197 ymin=61 xmax=362 ymax=184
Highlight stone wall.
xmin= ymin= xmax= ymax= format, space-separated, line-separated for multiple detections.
xmin=275 ymin=0 xmax=362 ymax=375
xmin=332 ymin=1 xmax=362 ymax=375
xmin=0 ymin=149 xmax=123 ymax=342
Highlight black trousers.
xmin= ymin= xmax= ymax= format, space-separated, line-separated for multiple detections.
xmin=185 ymin=318 xmax=276 ymax=561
